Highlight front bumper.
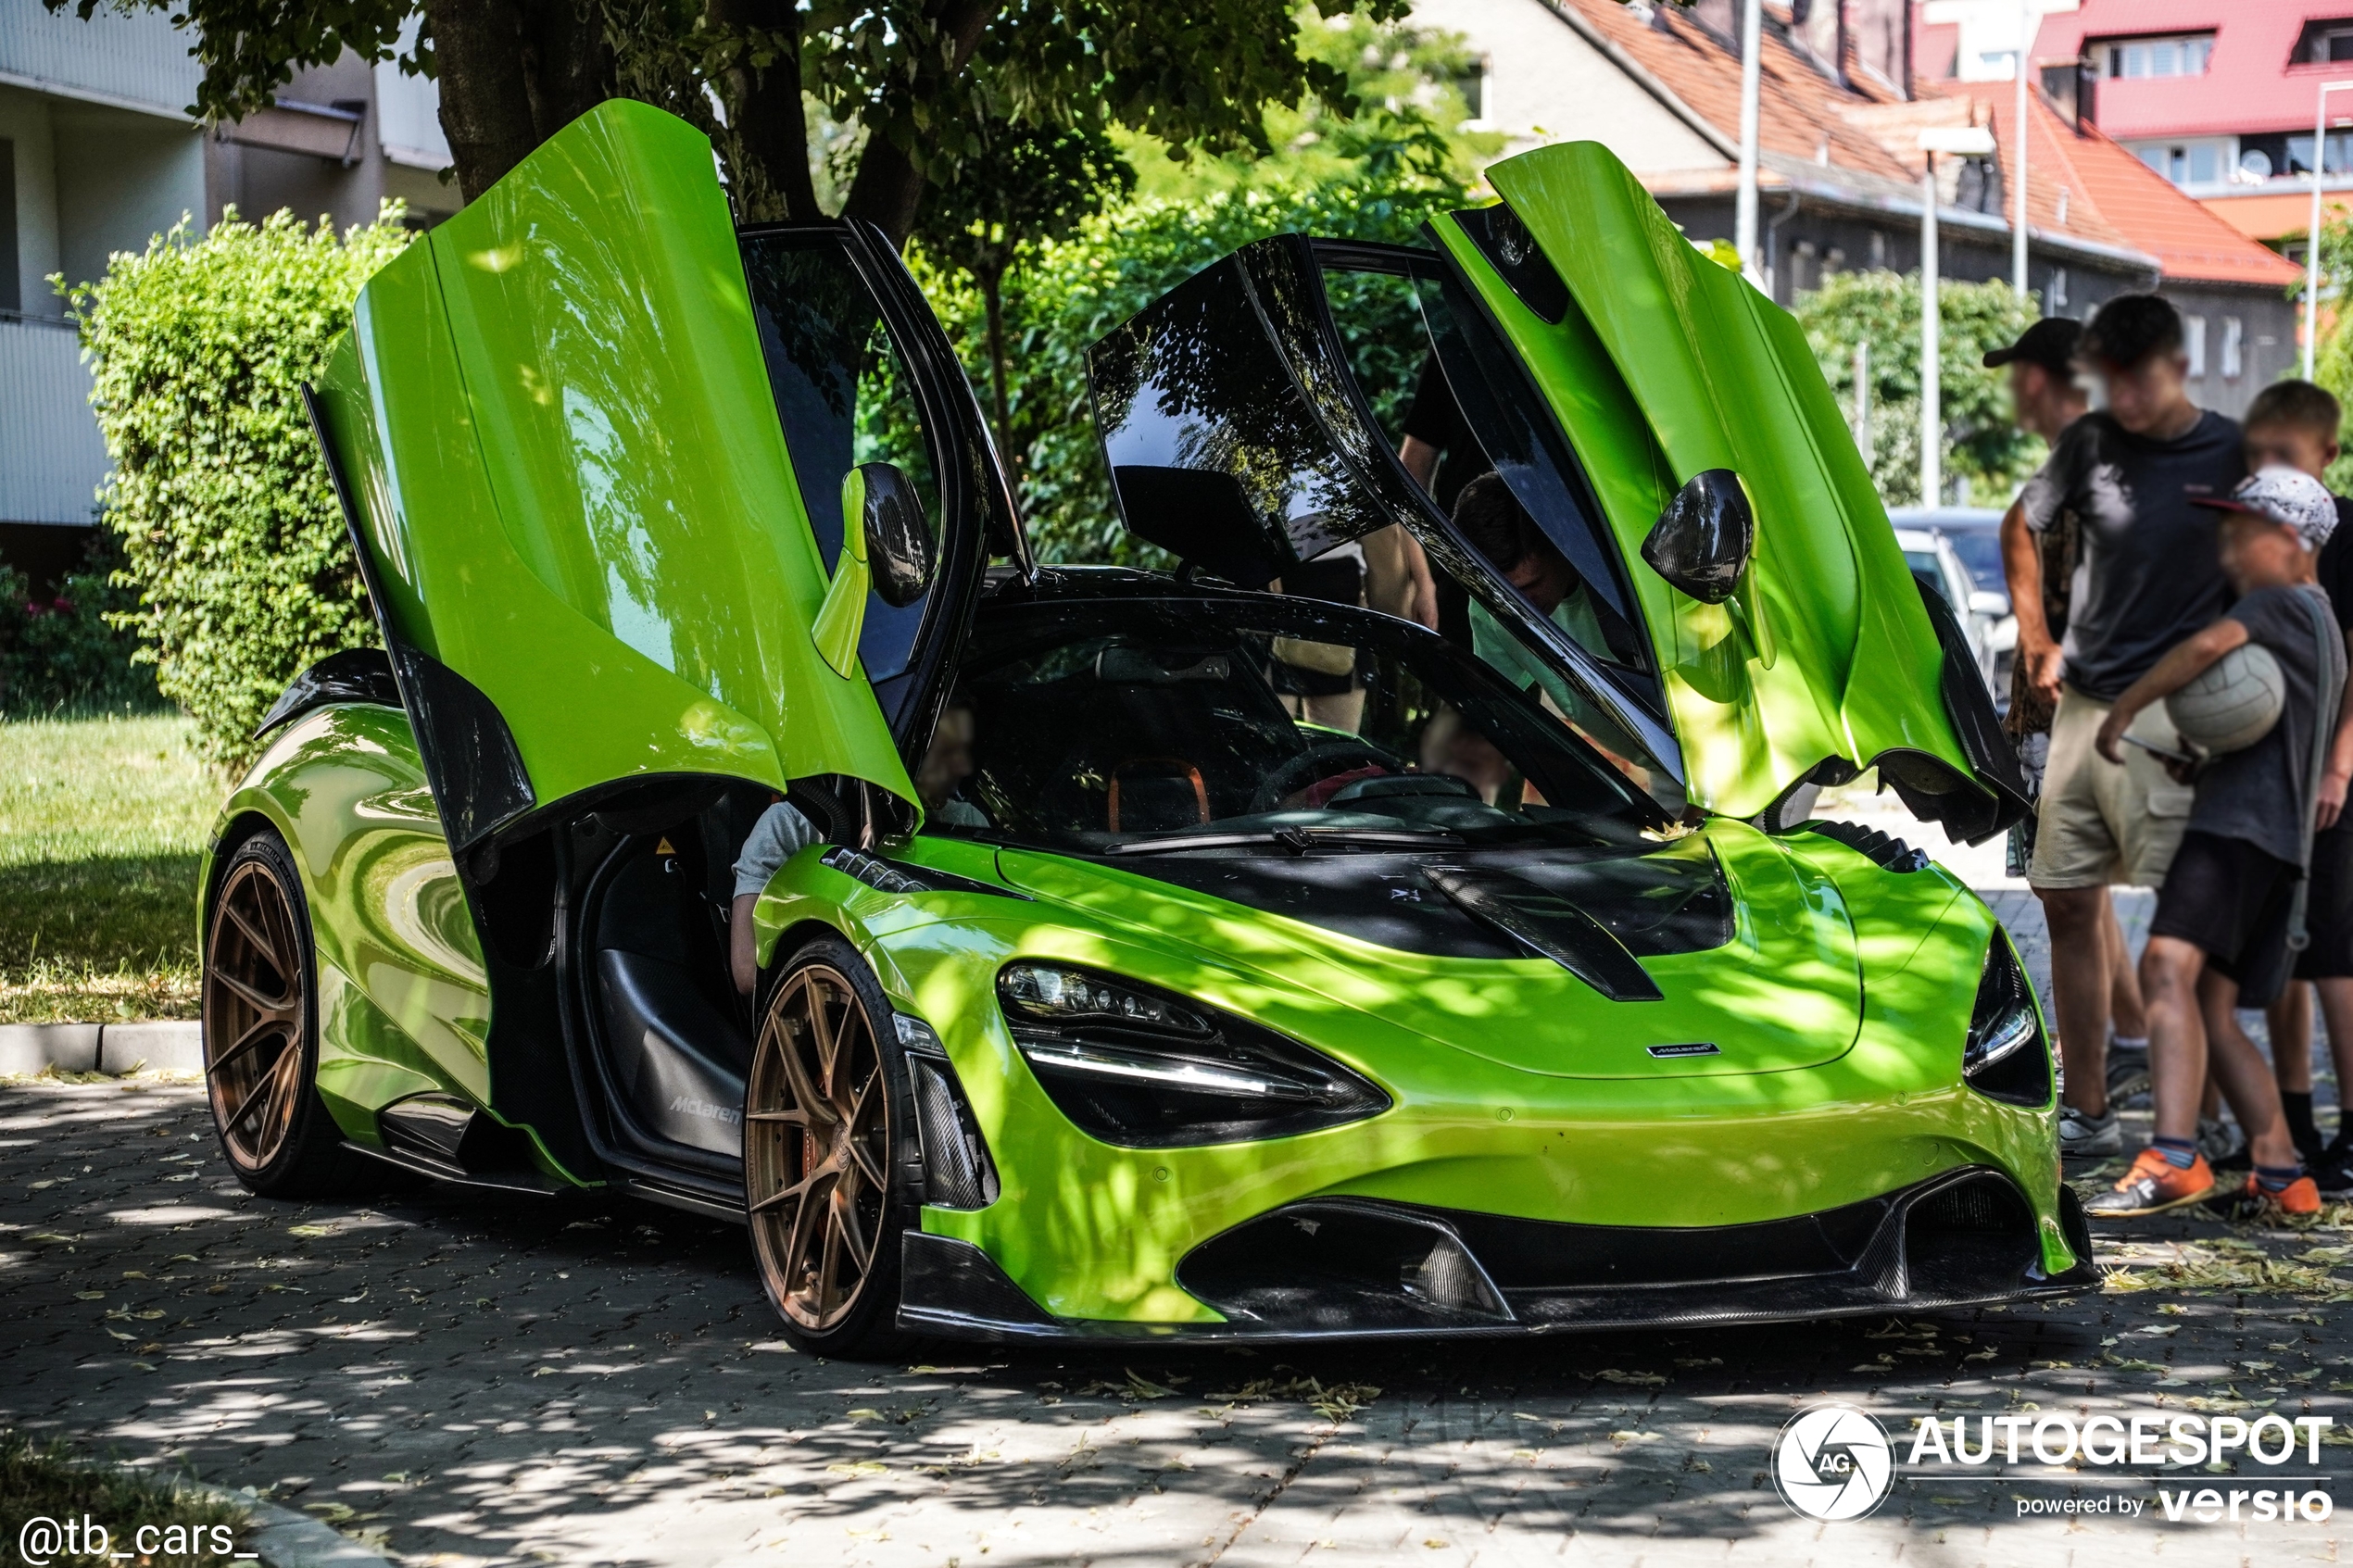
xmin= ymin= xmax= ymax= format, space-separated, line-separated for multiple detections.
xmin=898 ymin=1166 xmax=2096 ymax=1342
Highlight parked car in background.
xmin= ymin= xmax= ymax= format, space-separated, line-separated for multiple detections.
xmin=1890 ymin=508 xmax=2014 ymax=706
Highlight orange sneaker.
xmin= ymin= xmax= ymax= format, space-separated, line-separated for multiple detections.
xmin=2083 ymin=1148 xmax=2217 ymax=1217
xmin=2217 ymin=1173 xmax=2322 ymax=1222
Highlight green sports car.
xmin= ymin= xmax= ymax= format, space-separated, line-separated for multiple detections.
xmin=198 ymin=100 xmax=2088 ymax=1355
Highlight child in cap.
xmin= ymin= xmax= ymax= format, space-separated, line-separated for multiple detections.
xmin=2087 ymin=466 xmax=2348 ymax=1220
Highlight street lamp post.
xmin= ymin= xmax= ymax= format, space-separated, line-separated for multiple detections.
xmin=2306 ymin=80 xmax=2353 ymax=380
xmin=1919 ymin=126 xmax=1997 ymax=508
xmin=2013 ymin=0 xmax=2033 ymax=297
xmin=1735 ymin=0 xmax=1763 ymax=282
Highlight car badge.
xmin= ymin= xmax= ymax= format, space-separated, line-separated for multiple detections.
xmin=1646 ymin=1042 xmax=1721 ymax=1059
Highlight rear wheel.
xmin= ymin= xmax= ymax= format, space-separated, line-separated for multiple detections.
xmin=202 ymin=828 xmax=356 ymax=1197
xmin=744 ymin=935 xmax=921 ymax=1357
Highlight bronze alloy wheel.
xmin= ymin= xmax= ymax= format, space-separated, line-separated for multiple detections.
xmin=203 ymin=856 xmax=310 ymax=1173
xmin=747 ymin=961 xmax=892 ymax=1333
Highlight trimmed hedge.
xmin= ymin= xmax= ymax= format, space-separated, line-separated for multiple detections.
xmin=61 ymin=207 xmax=411 ymax=764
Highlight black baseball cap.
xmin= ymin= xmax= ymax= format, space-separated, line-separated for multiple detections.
xmin=1982 ymin=317 xmax=2082 ymax=377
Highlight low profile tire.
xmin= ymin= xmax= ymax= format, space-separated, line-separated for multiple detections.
xmin=201 ymin=828 xmax=357 ymax=1198
xmin=744 ymin=935 xmax=924 ymax=1358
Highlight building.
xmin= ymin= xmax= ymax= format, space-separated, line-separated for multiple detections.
xmin=1414 ymin=0 xmax=2298 ymax=419
xmin=2028 ymin=1 xmax=2353 ymax=257
xmin=0 ymin=0 xmax=448 ymax=594
xmin=1916 ymin=0 xmax=2079 ymax=84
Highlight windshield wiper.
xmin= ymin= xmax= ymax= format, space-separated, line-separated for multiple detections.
xmin=1110 ymin=826 xmax=1464 ymax=856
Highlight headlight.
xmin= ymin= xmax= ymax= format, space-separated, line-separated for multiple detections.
xmin=997 ymin=962 xmax=1390 ymax=1148
xmin=1962 ymin=935 xmax=2051 ymax=1107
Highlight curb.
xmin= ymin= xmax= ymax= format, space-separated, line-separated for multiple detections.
xmin=0 ymin=1022 xmax=202 ymax=1076
xmin=174 ymin=1481 xmax=396 ymax=1568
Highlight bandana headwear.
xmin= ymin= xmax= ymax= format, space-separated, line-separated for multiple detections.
xmin=2202 ymin=465 xmax=2340 ymax=551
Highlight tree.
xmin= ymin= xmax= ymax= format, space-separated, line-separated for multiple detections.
xmin=918 ymin=121 xmax=1133 ymax=459
xmin=2307 ymin=213 xmax=2353 ymax=495
xmin=1795 ymin=270 xmax=2043 ymax=508
xmin=49 ymin=0 xmax=1405 ymax=246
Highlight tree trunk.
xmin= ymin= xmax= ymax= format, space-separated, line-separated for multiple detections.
xmin=981 ymin=263 xmax=1011 ymax=466
xmin=425 ymin=0 xmax=539 ymax=202
xmin=519 ymin=0 xmax=615 ymax=144
xmin=839 ymin=0 xmax=1003 ymax=246
xmin=707 ymin=0 xmax=819 ymax=221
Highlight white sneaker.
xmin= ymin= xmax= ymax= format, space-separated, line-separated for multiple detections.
xmin=2059 ymin=1104 xmax=2121 ymax=1159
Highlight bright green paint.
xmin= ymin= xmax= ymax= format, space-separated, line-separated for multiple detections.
xmin=814 ymin=469 xmax=874 ymax=678
xmin=1465 ymin=142 xmax=1976 ymax=819
xmin=313 ymin=100 xmax=915 ymax=815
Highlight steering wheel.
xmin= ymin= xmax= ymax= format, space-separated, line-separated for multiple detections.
xmin=1252 ymin=737 xmax=1403 ymax=814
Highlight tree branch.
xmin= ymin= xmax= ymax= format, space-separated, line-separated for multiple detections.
xmin=841 ymin=0 xmax=1003 ymax=246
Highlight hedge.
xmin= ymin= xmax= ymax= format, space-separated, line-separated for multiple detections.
xmin=61 ymin=206 xmax=411 ymax=764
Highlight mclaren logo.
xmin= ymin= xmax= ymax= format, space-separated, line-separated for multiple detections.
xmin=1645 ymin=1042 xmax=1720 ymax=1059
xmin=669 ymin=1095 xmax=743 ymax=1127
xmin=1772 ymin=1403 xmax=1894 ymax=1521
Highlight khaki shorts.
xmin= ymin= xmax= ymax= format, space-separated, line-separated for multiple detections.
xmin=2027 ymin=686 xmax=2196 ymax=889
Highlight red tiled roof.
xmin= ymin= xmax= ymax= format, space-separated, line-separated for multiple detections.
xmin=1958 ymin=83 xmax=2305 ymax=286
xmin=2034 ymin=1 xmax=2353 ymax=142
xmin=1541 ymin=0 xmax=2297 ymax=287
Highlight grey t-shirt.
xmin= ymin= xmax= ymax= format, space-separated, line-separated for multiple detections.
xmin=731 ymin=801 xmax=820 ymax=898
xmin=2189 ymin=584 xmax=2347 ymax=866
xmin=2021 ymin=409 xmax=2244 ymax=701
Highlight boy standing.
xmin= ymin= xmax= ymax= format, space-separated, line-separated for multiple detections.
xmin=2087 ymin=469 xmax=2347 ymax=1218
xmin=2019 ymin=295 xmax=2244 ymax=1159
xmin=2235 ymin=382 xmax=2353 ymax=1185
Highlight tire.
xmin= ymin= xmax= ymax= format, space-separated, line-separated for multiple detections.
xmin=201 ymin=827 xmax=360 ymax=1198
xmin=743 ymin=934 xmax=924 ymax=1358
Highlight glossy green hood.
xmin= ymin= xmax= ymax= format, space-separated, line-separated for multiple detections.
xmin=1462 ymin=143 xmax=2024 ymax=834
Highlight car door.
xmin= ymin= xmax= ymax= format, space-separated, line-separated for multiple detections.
xmin=308 ymin=100 xmax=1010 ymax=859
xmin=1088 ymin=140 xmax=2023 ymax=841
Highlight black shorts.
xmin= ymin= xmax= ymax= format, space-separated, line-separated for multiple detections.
xmin=2296 ymin=822 xmax=2353 ymax=980
xmin=1271 ymin=555 xmax=1367 ymax=698
xmin=2150 ymin=830 xmax=2299 ymax=986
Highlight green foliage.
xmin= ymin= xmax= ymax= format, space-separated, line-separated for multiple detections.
xmin=59 ymin=206 xmax=410 ymax=765
xmin=918 ymin=165 xmax=1468 ymax=564
xmin=2306 ymin=214 xmax=2353 ymax=495
xmin=0 ymin=533 xmax=160 ymax=717
xmin=0 ymin=1430 xmax=249 ymax=1562
xmin=1794 ymin=270 xmax=2045 ymax=507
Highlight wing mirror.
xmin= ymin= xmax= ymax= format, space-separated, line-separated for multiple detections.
xmin=813 ymin=463 xmax=936 ymax=676
xmin=1640 ymin=470 xmax=1752 ymax=605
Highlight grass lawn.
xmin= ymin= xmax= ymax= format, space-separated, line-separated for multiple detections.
xmin=0 ymin=1430 xmax=250 ymax=1564
xmin=0 ymin=713 xmax=222 ymax=1023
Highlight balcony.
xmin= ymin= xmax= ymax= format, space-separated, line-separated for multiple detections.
xmin=0 ymin=0 xmax=200 ymax=120
xmin=0 ymin=315 xmax=108 ymax=527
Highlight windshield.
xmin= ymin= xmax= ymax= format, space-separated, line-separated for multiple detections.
xmin=931 ymin=589 xmax=1668 ymax=854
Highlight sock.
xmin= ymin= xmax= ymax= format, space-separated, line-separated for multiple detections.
xmin=2284 ymin=1091 xmax=2322 ymax=1156
xmin=2256 ymin=1162 xmax=2305 ymax=1194
xmin=2152 ymin=1135 xmax=2199 ymax=1171
xmin=2112 ymin=1035 xmax=2149 ymax=1054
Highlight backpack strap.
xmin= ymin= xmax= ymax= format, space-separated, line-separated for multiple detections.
xmin=2289 ymin=587 xmax=2347 ymax=951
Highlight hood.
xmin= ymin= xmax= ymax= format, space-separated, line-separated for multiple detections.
xmin=992 ymin=823 xmax=1863 ymax=1080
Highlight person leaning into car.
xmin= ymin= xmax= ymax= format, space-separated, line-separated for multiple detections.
xmin=2010 ymin=295 xmax=2245 ymax=1162
xmin=1990 ymin=317 xmax=2154 ymax=1138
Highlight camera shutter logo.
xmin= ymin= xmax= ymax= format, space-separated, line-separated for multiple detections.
xmin=1772 ymin=1403 xmax=1894 ymax=1521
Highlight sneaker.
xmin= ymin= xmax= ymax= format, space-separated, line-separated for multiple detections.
xmin=2083 ymin=1148 xmax=2218 ymax=1217
xmin=2198 ymin=1116 xmax=2246 ymax=1168
xmin=2105 ymin=1049 xmax=2151 ymax=1107
xmin=2314 ymin=1144 xmax=2353 ymax=1197
xmin=2059 ymin=1104 xmax=2121 ymax=1159
xmin=2210 ymin=1173 xmax=2323 ymax=1223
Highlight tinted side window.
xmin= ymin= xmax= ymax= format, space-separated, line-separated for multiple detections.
xmin=740 ymin=232 xmax=942 ymax=682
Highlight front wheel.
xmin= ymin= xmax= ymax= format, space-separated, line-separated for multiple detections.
xmin=201 ymin=827 xmax=359 ymax=1197
xmin=744 ymin=935 xmax=923 ymax=1357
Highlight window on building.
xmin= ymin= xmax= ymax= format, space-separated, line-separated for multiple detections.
xmin=2288 ymin=132 xmax=2353 ymax=175
xmin=0 ymin=138 xmax=16 ymax=316
xmin=1455 ymin=60 xmax=1488 ymax=124
xmin=2296 ymin=20 xmax=2353 ymax=65
xmin=2221 ymin=317 xmax=2243 ymax=380
xmin=2050 ymin=267 xmax=2069 ymax=309
xmin=2104 ymin=35 xmax=2213 ymax=78
xmin=2184 ymin=315 xmax=2208 ymax=378
xmin=2132 ymin=139 xmax=2232 ymax=186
